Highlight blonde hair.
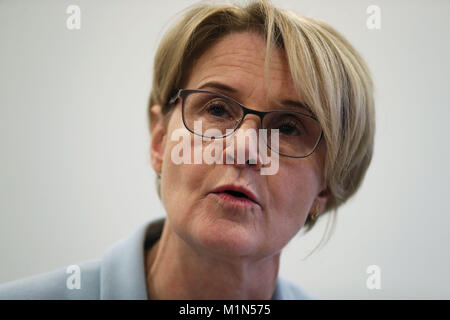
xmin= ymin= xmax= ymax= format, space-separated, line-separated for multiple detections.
xmin=148 ymin=0 xmax=375 ymax=248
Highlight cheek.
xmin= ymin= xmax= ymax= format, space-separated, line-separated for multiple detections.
xmin=160 ymin=141 xmax=200 ymax=213
xmin=160 ymin=163 xmax=205 ymax=231
xmin=159 ymin=112 xmax=192 ymax=213
xmin=267 ymin=161 xmax=320 ymax=229
xmin=159 ymin=113 xmax=213 ymax=225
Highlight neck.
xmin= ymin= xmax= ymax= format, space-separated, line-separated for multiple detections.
xmin=145 ymin=221 xmax=280 ymax=300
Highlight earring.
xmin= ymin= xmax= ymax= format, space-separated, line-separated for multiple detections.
xmin=310 ymin=205 xmax=321 ymax=221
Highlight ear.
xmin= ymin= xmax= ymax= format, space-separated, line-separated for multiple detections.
xmin=310 ymin=186 xmax=330 ymax=215
xmin=150 ymin=104 xmax=167 ymax=174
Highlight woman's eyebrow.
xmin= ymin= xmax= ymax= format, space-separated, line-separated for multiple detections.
xmin=197 ymin=81 xmax=237 ymax=94
xmin=281 ymin=99 xmax=312 ymax=114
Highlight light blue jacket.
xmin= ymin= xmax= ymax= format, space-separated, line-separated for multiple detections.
xmin=0 ymin=218 xmax=315 ymax=300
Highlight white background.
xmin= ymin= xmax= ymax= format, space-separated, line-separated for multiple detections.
xmin=1 ymin=0 xmax=449 ymax=299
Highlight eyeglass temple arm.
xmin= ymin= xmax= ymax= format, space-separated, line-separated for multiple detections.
xmin=168 ymin=89 xmax=182 ymax=105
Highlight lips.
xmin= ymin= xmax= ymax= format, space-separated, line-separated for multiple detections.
xmin=210 ymin=184 xmax=260 ymax=206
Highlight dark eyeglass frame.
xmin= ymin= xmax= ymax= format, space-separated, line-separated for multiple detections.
xmin=169 ymin=88 xmax=324 ymax=158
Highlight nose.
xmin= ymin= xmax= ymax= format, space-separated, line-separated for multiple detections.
xmin=223 ymin=115 xmax=263 ymax=170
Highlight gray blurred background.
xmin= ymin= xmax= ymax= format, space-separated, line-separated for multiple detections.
xmin=1 ymin=0 xmax=449 ymax=299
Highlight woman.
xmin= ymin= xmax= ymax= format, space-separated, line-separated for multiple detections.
xmin=0 ymin=0 xmax=374 ymax=299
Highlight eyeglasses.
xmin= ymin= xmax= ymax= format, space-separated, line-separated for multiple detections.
xmin=169 ymin=89 xmax=323 ymax=158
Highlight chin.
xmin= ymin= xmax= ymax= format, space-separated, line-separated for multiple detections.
xmin=192 ymin=217 xmax=261 ymax=258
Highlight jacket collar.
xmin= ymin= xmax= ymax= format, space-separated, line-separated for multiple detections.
xmin=100 ymin=218 xmax=165 ymax=299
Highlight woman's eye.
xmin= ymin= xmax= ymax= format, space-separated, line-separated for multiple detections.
xmin=206 ymin=103 xmax=229 ymax=117
xmin=278 ymin=122 xmax=303 ymax=136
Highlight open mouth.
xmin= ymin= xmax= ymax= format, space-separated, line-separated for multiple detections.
xmin=221 ymin=190 xmax=250 ymax=199
xmin=210 ymin=184 xmax=260 ymax=208
xmin=212 ymin=190 xmax=256 ymax=208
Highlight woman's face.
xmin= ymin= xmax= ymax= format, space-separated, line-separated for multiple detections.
xmin=151 ymin=31 xmax=329 ymax=260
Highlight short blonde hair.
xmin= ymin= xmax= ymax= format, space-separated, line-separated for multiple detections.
xmin=148 ymin=0 xmax=375 ymax=241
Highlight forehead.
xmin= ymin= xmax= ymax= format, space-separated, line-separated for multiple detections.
xmin=186 ymin=31 xmax=298 ymax=104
